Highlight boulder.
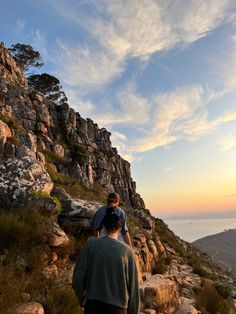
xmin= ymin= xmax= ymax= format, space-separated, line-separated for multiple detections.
xmin=13 ymin=302 xmax=44 ymax=314
xmin=0 ymin=119 xmax=12 ymax=155
xmin=53 ymin=144 xmax=64 ymax=157
xmin=144 ymin=310 xmax=157 ymax=314
xmin=49 ymin=222 xmax=69 ymax=247
xmin=174 ymin=304 xmax=198 ymax=314
xmin=0 ymin=43 xmax=27 ymax=87
xmin=140 ymin=274 xmax=180 ymax=313
xmin=131 ymin=209 xmax=155 ymax=230
xmin=0 ymin=119 xmax=12 ymax=138
xmin=52 ymin=187 xmax=99 ymax=231
xmin=0 ymin=155 xmax=53 ymax=208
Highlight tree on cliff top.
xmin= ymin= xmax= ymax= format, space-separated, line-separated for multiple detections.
xmin=28 ymin=73 xmax=67 ymax=104
xmin=8 ymin=43 xmax=44 ymax=72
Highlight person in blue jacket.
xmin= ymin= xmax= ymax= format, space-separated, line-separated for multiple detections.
xmin=91 ymin=192 xmax=132 ymax=246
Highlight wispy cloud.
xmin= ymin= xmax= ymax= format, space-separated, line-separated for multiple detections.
xmin=30 ymin=29 xmax=48 ymax=60
xmin=55 ymin=40 xmax=124 ymax=93
xmin=164 ymin=167 xmax=173 ymax=172
xmin=88 ymin=0 xmax=234 ymax=59
xmin=115 ymin=83 xmax=150 ymax=125
xmin=63 ymin=88 xmax=95 ymax=114
xmin=110 ymin=131 xmax=133 ymax=162
xmin=217 ymin=134 xmax=236 ymax=151
xmin=52 ymin=0 xmax=235 ymax=92
xmin=39 ymin=0 xmax=236 ymax=159
xmin=89 ymin=82 xmax=150 ymax=126
xmin=95 ymin=84 xmax=236 ymax=155
xmin=130 ymin=85 xmax=209 ymax=152
xmin=15 ymin=19 xmax=25 ymax=33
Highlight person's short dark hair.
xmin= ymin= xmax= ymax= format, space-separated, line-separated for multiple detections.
xmin=107 ymin=192 xmax=119 ymax=204
xmin=103 ymin=207 xmax=122 ymax=233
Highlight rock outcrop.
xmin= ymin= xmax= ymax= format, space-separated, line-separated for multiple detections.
xmin=1 ymin=42 xmax=236 ymax=314
xmin=0 ymin=154 xmax=53 ymax=208
xmin=0 ymin=44 xmax=27 ymax=88
xmin=13 ymin=302 xmax=44 ymax=314
xmin=0 ymin=43 xmax=144 ymax=208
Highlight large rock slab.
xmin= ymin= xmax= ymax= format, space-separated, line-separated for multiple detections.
xmin=140 ymin=274 xmax=180 ymax=313
xmin=0 ymin=155 xmax=53 ymax=208
xmin=174 ymin=302 xmax=198 ymax=314
xmin=0 ymin=119 xmax=12 ymax=155
xmin=0 ymin=43 xmax=27 ymax=88
xmin=49 ymin=222 xmax=69 ymax=247
xmin=13 ymin=302 xmax=44 ymax=314
xmin=53 ymin=187 xmax=99 ymax=231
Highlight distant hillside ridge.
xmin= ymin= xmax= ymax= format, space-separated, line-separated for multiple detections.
xmin=193 ymin=229 xmax=236 ymax=274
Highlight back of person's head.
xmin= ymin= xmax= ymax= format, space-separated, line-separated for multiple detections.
xmin=103 ymin=206 xmax=122 ymax=233
xmin=107 ymin=192 xmax=120 ymax=206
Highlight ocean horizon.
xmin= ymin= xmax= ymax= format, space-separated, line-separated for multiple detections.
xmin=161 ymin=216 xmax=236 ymax=243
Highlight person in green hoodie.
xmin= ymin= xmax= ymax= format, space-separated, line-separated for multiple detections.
xmin=72 ymin=207 xmax=139 ymax=314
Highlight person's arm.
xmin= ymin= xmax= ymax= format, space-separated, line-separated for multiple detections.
xmin=127 ymin=249 xmax=140 ymax=314
xmin=119 ymin=209 xmax=132 ymax=246
xmin=72 ymin=241 xmax=90 ymax=307
xmin=123 ymin=231 xmax=132 ymax=247
xmin=90 ymin=207 xmax=104 ymax=238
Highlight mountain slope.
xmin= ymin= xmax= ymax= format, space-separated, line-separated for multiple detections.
xmin=1 ymin=42 xmax=236 ymax=314
xmin=193 ymin=229 xmax=236 ymax=274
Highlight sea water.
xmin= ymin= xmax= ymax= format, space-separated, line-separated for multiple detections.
xmin=163 ymin=217 xmax=236 ymax=243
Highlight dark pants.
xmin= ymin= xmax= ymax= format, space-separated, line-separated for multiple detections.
xmin=84 ymin=299 xmax=127 ymax=314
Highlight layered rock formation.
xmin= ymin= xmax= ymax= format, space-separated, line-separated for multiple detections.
xmin=1 ymin=43 xmax=236 ymax=314
xmin=0 ymin=42 xmax=144 ymax=209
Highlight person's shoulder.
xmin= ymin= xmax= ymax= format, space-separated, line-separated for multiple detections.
xmin=86 ymin=236 xmax=98 ymax=248
xmin=115 ymin=206 xmax=125 ymax=214
xmin=121 ymin=243 xmax=135 ymax=258
xmin=96 ymin=205 xmax=107 ymax=212
xmin=114 ymin=239 xmax=131 ymax=252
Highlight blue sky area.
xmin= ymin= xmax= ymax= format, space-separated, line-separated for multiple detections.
xmin=1 ymin=0 xmax=236 ymax=216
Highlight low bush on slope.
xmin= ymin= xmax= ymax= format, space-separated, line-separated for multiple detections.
xmin=0 ymin=208 xmax=83 ymax=314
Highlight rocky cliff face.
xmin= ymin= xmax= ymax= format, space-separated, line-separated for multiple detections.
xmin=0 ymin=43 xmax=144 ymax=209
xmin=1 ymin=43 xmax=236 ymax=314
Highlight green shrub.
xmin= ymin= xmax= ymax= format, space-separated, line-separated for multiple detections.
xmin=24 ymin=244 xmax=49 ymax=272
xmin=0 ymin=208 xmax=84 ymax=313
xmin=47 ymin=166 xmax=106 ymax=203
xmin=0 ymin=264 xmax=82 ymax=314
xmin=31 ymin=191 xmax=62 ymax=214
xmin=0 ymin=211 xmax=27 ymax=249
xmin=152 ymin=257 xmax=167 ymax=275
xmin=215 ymin=282 xmax=235 ymax=298
xmin=54 ymin=231 xmax=87 ymax=261
xmin=155 ymin=219 xmax=188 ymax=257
xmin=0 ymin=262 xmax=25 ymax=313
xmin=70 ymin=144 xmax=89 ymax=165
xmin=39 ymin=148 xmax=69 ymax=167
xmin=188 ymin=255 xmax=218 ymax=279
xmin=0 ymin=113 xmax=20 ymax=129
xmin=46 ymin=286 xmax=82 ymax=314
xmin=126 ymin=215 xmax=142 ymax=238
xmin=0 ymin=209 xmax=50 ymax=251
xmin=196 ymin=280 xmax=236 ymax=314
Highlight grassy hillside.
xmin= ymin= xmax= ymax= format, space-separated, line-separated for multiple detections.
xmin=193 ymin=229 xmax=236 ymax=274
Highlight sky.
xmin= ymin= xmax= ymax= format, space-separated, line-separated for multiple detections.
xmin=1 ymin=0 xmax=236 ymax=217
